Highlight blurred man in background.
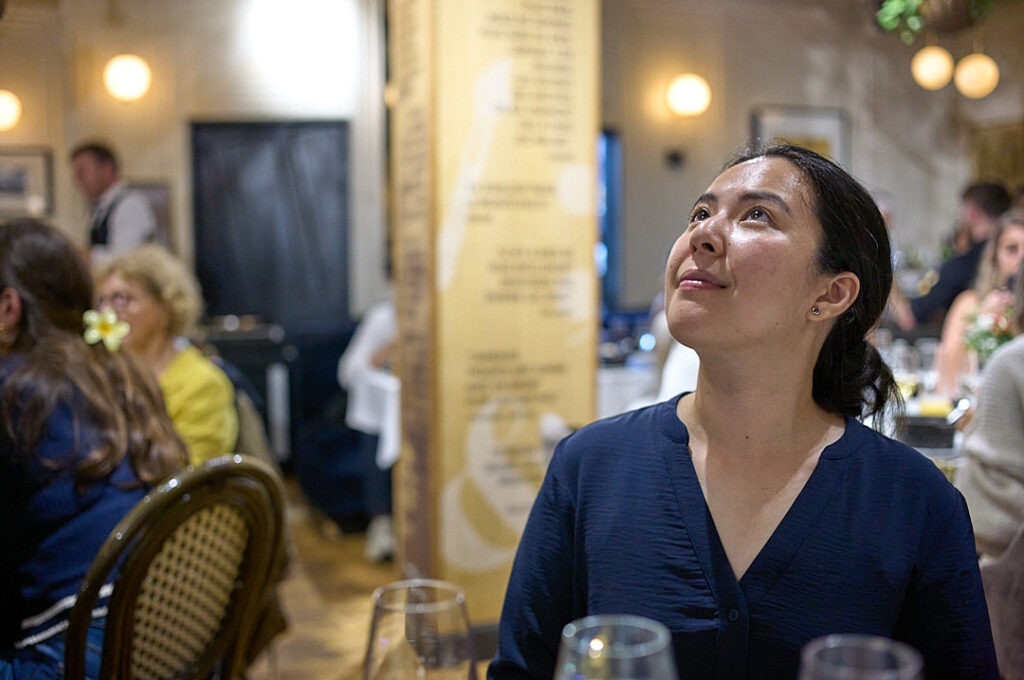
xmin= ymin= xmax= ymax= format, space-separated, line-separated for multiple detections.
xmin=71 ymin=141 xmax=157 ymax=265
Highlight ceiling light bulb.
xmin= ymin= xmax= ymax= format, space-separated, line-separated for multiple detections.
xmin=0 ymin=90 xmax=22 ymax=131
xmin=666 ymin=74 xmax=711 ymax=117
xmin=103 ymin=54 xmax=152 ymax=101
xmin=911 ymin=46 xmax=953 ymax=90
xmin=954 ymin=53 xmax=999 ymax=99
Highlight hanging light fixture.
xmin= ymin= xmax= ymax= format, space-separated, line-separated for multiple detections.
xmin=954 ymin=52 xmax=999 ymax=99
xmin=0 ymin=89 xmax=21 ymax=131
xmin=103 ymin=53 xmax=152 ymax=101
xmin=911 ymin=45 xmax=954 ymax=90
xmin=666 ymin=74 xmax=711 ymax=117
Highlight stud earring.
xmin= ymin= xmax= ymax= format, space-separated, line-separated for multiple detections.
xmin=811 ymin=306 xmax=821 ymax=316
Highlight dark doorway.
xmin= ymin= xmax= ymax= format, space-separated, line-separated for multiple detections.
xmin=191 ymin=121 xmax=350 ymax=328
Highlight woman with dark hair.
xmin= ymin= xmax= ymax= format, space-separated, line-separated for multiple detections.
xmin=0 ymin=219 xmax=187 ymax=679
xmin=489 ymin=146 xmax=997 ymax=680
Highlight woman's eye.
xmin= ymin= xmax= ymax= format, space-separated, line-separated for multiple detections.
xmin=747 ymin=207 xmax=767 ymax=220
xmin=690 ymin=208 xmax=709 ymax=222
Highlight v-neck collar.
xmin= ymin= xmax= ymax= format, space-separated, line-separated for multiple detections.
xmin=658 ymin=396 xmax=856 ymax=611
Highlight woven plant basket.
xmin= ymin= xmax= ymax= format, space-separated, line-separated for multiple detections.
xmin=920 ymin=0 xmax=984 ymax=32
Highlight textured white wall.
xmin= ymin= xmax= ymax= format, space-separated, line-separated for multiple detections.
xmin=603 ymin=0 xmax=1024 ymax=309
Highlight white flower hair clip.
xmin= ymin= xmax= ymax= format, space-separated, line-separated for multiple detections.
xmin=83 ymin=308 xmax=131 ymax=351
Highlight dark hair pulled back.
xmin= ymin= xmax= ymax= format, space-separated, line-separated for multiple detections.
xmin=0 ymin=218 xmax=186 ymax=488
xmin=728 ymin=144 xmax=901 ymax=423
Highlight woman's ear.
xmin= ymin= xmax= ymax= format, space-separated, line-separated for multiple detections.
xmin=0 ymin=287 xmax=23 ymax=330
xmin=809 ymin=272 xmax=860 ymax=321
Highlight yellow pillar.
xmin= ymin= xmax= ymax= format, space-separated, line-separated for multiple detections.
xmin=389 ymin=0 xmax=599 ymax=624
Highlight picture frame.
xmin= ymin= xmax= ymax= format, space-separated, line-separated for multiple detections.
xmin=750 ymin=106 xmax=851 ymax=169
xmin=0 ymin=147 xmax=54 ymax=217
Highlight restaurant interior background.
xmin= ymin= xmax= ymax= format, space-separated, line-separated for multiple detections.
xmin=1 ymin=0 xmax=1023 ymax=515
xmin=3 ymin=0 xmax=1023 ymax=310
xmin=2 ymin=0 xmax=1024 ymax=674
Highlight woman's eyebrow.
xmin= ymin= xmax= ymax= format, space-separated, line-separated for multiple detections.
xmin=692 ymin=192 xmax=716 ymax=209
xmin=739 ymin=191 xmax=792 ymax=215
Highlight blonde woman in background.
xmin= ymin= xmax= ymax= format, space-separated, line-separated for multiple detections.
xmin=95 ymin=245 xmax=238 ymax=463
xmin=933 ymin=209 xmax=1024 ymax=398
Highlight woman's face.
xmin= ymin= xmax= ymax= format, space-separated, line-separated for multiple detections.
xmin=96 ymin=272 xmax=170 ymax=350
xmin=664 ymin=156 xmax=832 ymax=352
xmin=995 ymin=224 xmax=1024 ymax=283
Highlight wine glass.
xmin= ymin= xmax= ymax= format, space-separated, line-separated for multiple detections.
xmin=798 ymin=634 xmax=923 ymax=680
xmin=363 ymin=579 xmax=476 ymax=680
xmin=553 ymin=614 xmax=677 ymax=680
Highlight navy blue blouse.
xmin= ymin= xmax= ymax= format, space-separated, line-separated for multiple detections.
xmin=489 ymin=397 xmax=998 ymax=680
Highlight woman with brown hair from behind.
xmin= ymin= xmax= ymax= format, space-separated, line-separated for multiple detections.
xmin=0 ymin=218 xmax=187 ymax=680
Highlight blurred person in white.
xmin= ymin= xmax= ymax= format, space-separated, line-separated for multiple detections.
xmin=337 ymin=297 xmax=397 ymax=563
xmin=955 ymin=257 xmax=1024 ymax=560
xmin=70 ymin=142 xmax=157 ymax=266
xmin=933 ymin=209 xmax=1024 ymax=398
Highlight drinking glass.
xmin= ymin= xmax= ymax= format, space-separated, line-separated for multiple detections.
xmin=553 ymin=614 xmax=677 ymax=680
xmin=363 ymin=579 xmax=476 ymax=680
xmin=798 ymin=634 xmax=923 ymax=680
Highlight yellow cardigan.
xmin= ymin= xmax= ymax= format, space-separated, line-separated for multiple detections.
xmin=159 ymin=344 xmax=238 ymax=464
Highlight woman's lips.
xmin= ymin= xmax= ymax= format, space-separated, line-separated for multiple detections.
xmin=678 ymin=269 xmax=726 ymax=290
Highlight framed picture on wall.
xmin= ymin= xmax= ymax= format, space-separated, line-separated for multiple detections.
xmin=0 ymin=147 xmax=54 ymax=217
xmin=751 ymin=106 xmax=851 ymax=168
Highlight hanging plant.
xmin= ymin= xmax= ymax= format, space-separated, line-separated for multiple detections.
xmin=877 ymin=0 xmax=925 ymax=44
xmin=877 ymin=0 xmax=996 ymax=44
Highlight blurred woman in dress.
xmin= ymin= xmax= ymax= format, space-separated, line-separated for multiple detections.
xmin=95 ymin=245 xmax=237 ymax=463
xmin=490 ymin=146 xmax=996 ymax=680
xmin=933 ymin=209 xmax=1024 ymax=398
xmin=0 ymin=219 xmax=187 ymax=679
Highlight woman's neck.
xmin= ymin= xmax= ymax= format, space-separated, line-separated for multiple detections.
xmin=678 ymin=345 xmax=843 ymax=462
xmin=133 ymin=336 xmax=180 ymax=377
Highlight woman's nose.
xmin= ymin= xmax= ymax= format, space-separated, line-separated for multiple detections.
xmin=689 ymin=213 xmax=725 ymax=256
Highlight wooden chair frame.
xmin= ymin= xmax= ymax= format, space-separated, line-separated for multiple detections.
xmin=64 ymin=455 xmax=286 ymax=680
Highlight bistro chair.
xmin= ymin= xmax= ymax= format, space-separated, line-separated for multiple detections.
xmin=980 ymin=523 xmax=1024 ymax=679
xmin=64 ymin=454 xmax=287 ymax=680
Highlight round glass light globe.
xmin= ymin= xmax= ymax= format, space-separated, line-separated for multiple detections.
xmin=666 ymin=74 xmax=711 ymax=117
xmin=0 ymin=90 xmax=22 ymax=131
xmin=103 ymin=54 xmax=152 ymax=101
xmin=911 ymin=46 xmax=953 ymax=90
xmin=954 ymin=53 xmax=999 ymax=99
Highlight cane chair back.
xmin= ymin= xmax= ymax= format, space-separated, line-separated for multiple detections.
xmin=64 ymin=454 xmax=286 ymax=680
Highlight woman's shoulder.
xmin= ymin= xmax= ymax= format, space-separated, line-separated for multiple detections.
xmin=0 ymin=353 xmax=24 ymax=384
xmin=551 ymin=399 xmax=681 ymax=474
xmin=160 ymin=345 xmax=234 ymax=400
xmin=842 ymin=418 xmax=962 ymax=506
xmin=986 ymin=334 xmax=1024 ymax=369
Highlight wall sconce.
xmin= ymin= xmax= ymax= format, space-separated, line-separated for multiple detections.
xmin=103 ymin=53 xmax=152 ymax=101
xmin=666 ymin=73 xmax=711 ymax=117
xmin=0 ymin=89 xmax=21 ymax=131
xmin=953 ymin=52 xmax=999 ymax=99
xmin=911 ymin=45 xmax=953 ymax=90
